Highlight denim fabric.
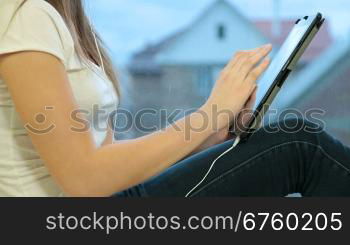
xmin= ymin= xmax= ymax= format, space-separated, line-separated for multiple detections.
xmin=115 ymin=119 xmax=350 ymax=197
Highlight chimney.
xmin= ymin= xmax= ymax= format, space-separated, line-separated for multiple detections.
xmin=272 ymin=0 xmax=281 ymax=39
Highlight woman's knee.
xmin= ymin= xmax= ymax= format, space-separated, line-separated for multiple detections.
xmin=277 ymin=118 xmax=323 ymax=133
xmin=262 ymin=118 xmax=325 ymax=143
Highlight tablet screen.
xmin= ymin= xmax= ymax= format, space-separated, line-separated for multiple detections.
xmin=253 ymin=22 xmax=311 ymax=111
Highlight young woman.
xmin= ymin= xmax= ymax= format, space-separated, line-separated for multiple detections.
xmin=0 ymin=0 xmax=349 ymax=197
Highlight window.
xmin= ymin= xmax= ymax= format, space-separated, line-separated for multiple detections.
xmin=217 ymin=24 xmax=226 ymax=40
xmin=196 ymin=66 xmax=216 ymax=97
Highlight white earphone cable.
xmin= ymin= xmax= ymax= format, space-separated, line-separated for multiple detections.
xmin=185 ymin=136 xmax=241 ymax=197
xmin=91 ymin=26 xmax=105 ymax=74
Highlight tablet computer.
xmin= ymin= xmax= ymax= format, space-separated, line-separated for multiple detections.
xmin=235 ymin=13 xmax=325 ymax=141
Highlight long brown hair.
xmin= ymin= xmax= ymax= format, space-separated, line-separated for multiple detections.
xmin=20 ymin=0 xmax=120 ymax=96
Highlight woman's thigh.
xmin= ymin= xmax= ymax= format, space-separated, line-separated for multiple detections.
xmin=116 ymin=118 xmax=350 ymax=197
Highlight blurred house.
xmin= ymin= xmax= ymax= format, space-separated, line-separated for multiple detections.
xmin=124 ymin=0 xmax=332 ymax=138
xmin=129 ymin=0 xmax=268 ymax=98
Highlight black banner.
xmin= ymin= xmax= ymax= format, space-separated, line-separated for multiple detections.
xmin=0 ymin=198 xmax=349 ymax=243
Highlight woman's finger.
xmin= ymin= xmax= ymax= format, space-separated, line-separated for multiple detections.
xmin=230 ymin=49 xmax=259 ymax=72
xmin=225 ymin=45 xmax=267 ymax=73
xmin=233 ymin=88 xmax=257 ymax=136
xmin=245 ymin=88 xmax=257 ymax=110
xmin=238 ymin=44 xmax=272 ymax=79
xmin=248 ymin=44 xmax=272 ymax=63
xmin=223 ymin=50 xmax=249 ymax=73
xmin=245 ymin=57 xmax=271 ymax=85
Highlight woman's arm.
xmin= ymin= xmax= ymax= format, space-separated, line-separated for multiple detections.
xmin=0 ymin=45 xmax=271 ymax=197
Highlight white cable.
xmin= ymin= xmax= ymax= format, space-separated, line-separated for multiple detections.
xmin=91 ymin=27 xmax=105 ymax=74
xmin=185 ymin=136 xmax=241 ymax=197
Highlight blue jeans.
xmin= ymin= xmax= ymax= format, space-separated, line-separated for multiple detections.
xmin=116 ymin=119 xmax=350 ymax=197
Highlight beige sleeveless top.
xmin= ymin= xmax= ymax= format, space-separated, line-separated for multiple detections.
xmin=0 ymin=0 xmax=119 ymax=196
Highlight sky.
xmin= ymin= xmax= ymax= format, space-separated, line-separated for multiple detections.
xmin=85 ymin=0 xmax=350 ymax=65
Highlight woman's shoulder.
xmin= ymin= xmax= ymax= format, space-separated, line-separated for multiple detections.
xmin=0 ymin=0 xmax=73 ymax=40
xmin=0 ymin=0 xmax=75 ymax=68
xmin=0 ymin=0 xmax=67 ymax=29
xmin=23 ymin=0 xmax=62 ymax=19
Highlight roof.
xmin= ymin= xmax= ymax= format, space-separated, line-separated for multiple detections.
xmin=254 ymin=20 xmax=332 ymax=62
xmin=128 ymin=0 xmax=333 ymax=74
xmin=128 ymin=30 xmax=186 ymax=75
xmin=129 ymin=0 xmax=266 ymax=74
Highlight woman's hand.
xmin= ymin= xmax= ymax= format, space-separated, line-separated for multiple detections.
xmin=201 ymin=44 xmax=272 ymax=132
xmin=233 ymin=88 xmax=257 ymax=136
xmin=192 ymin=90 xmax=257 ymax=154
